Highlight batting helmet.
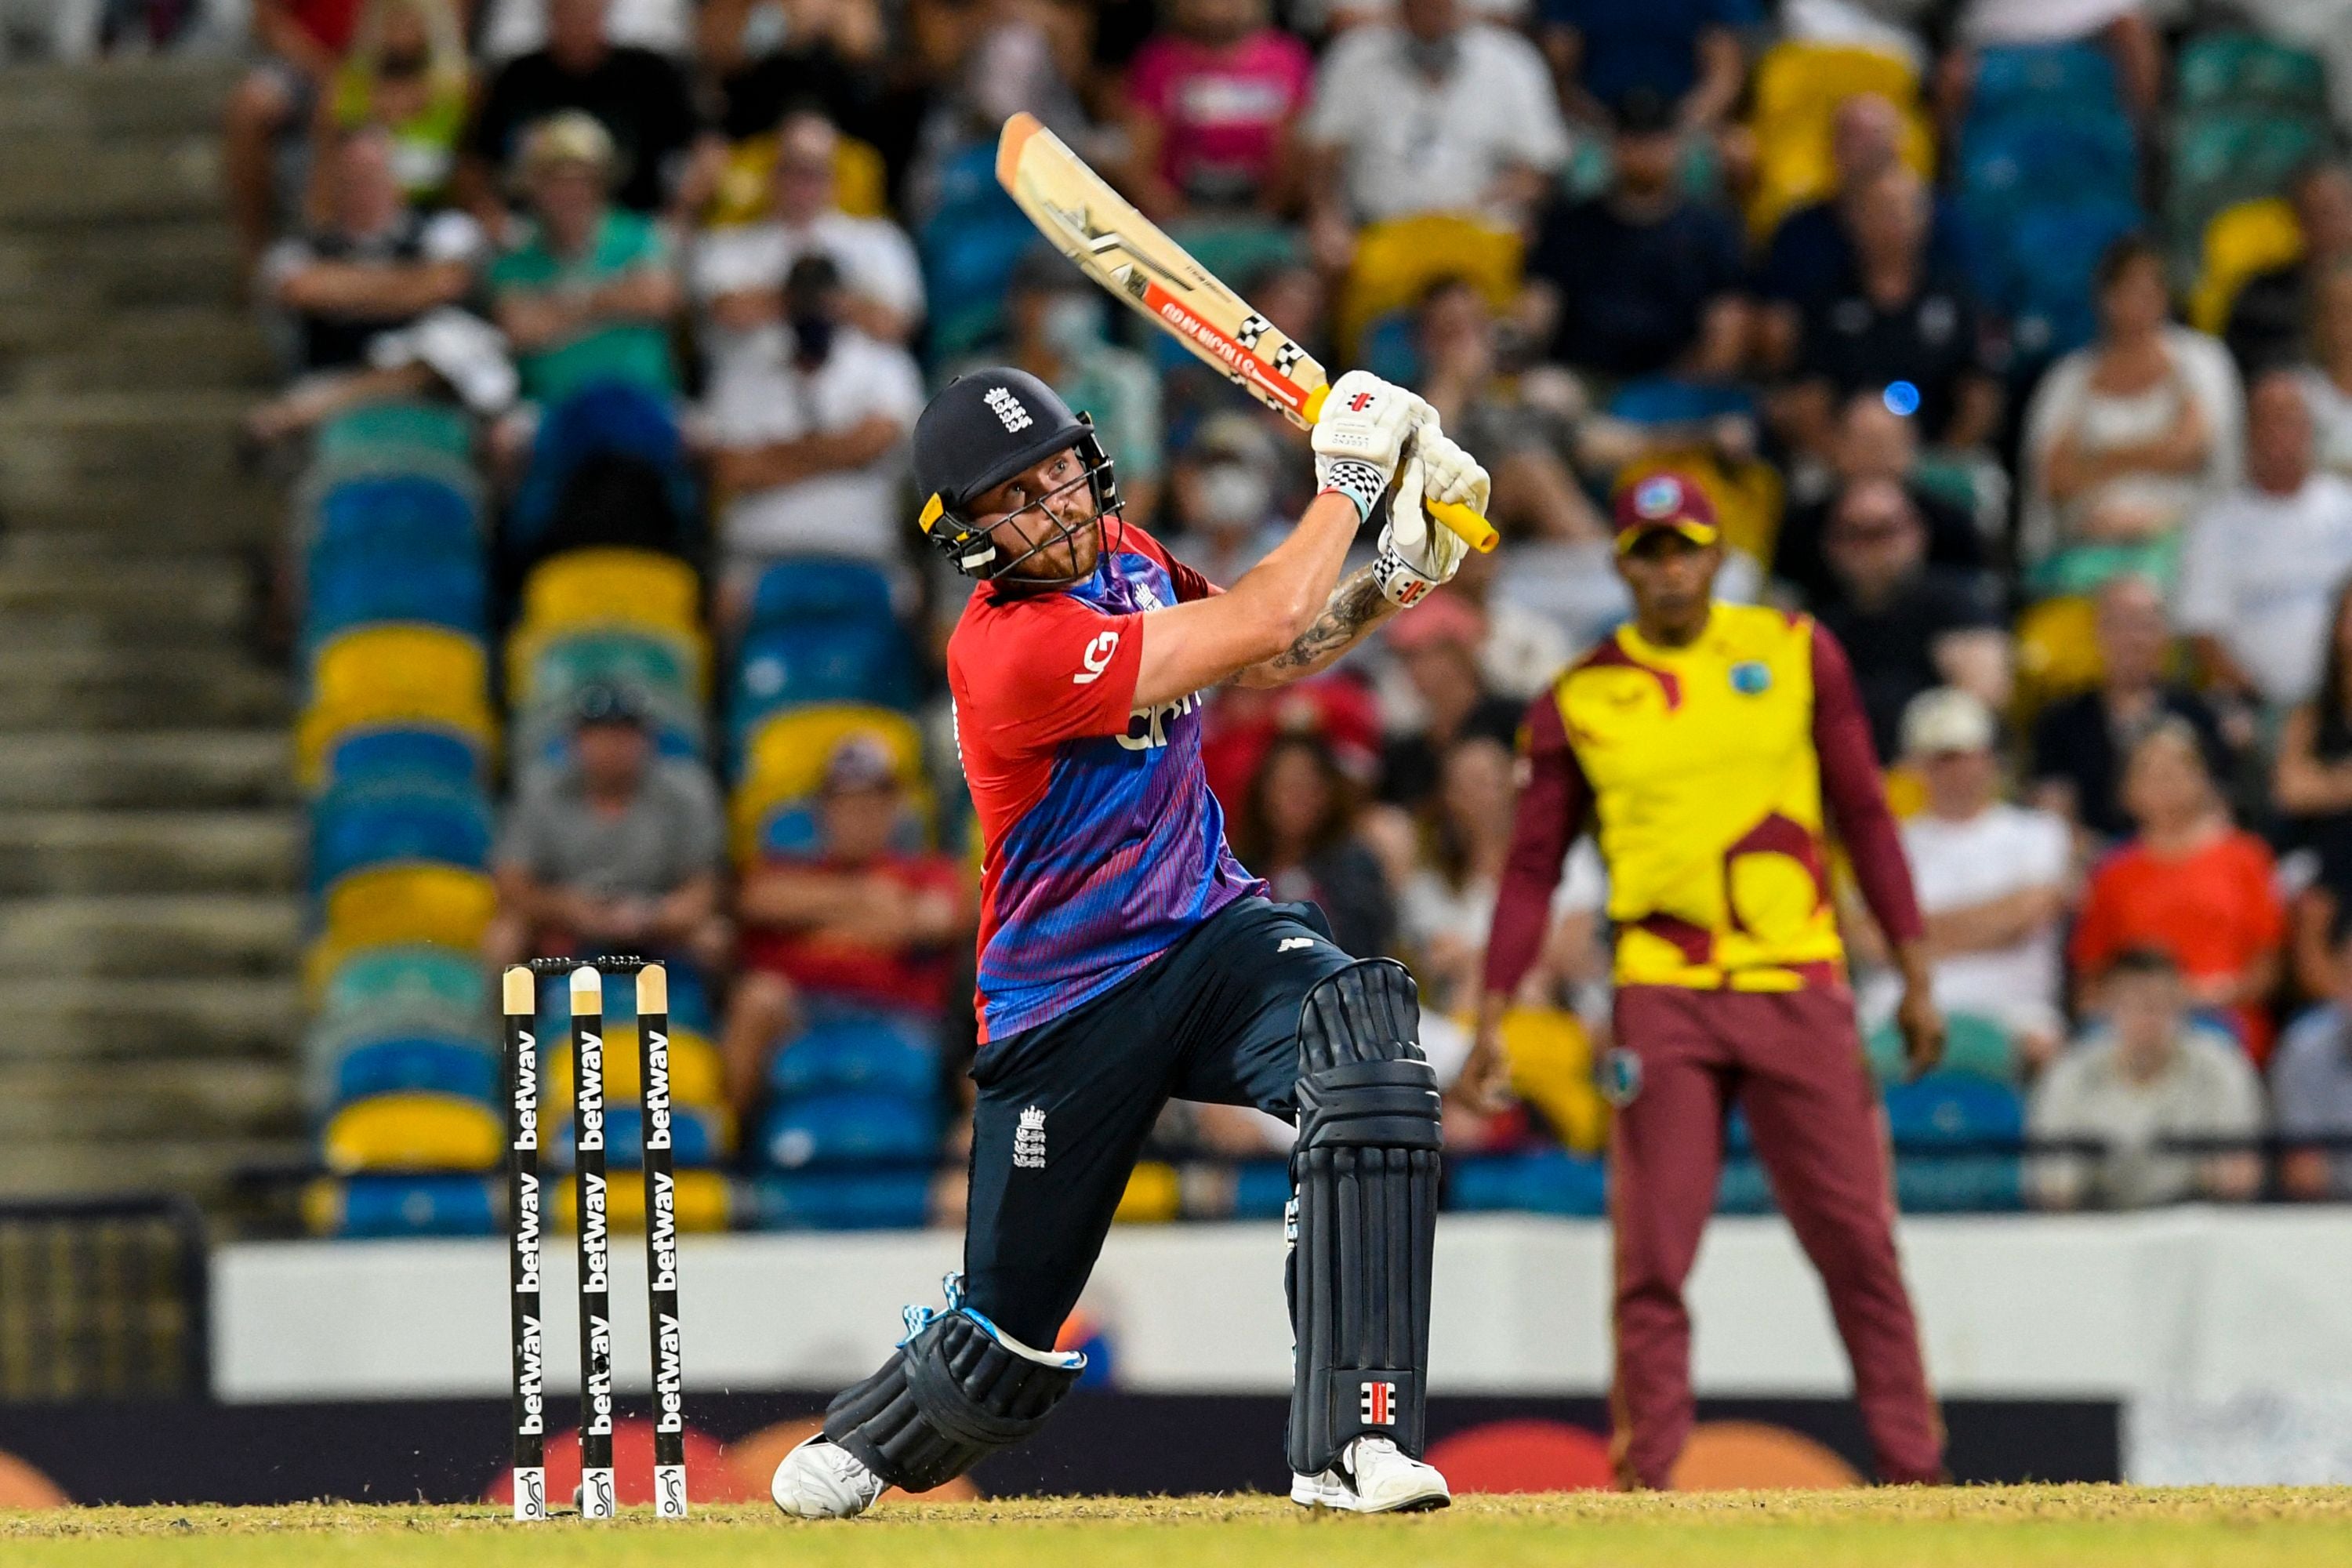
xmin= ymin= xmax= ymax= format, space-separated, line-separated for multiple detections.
xmin=913 ymin=368 xmax=1120 ymax=583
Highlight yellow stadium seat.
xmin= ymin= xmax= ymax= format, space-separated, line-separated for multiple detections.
xmin=2190 ymin=197 xmax=2302 ymax=335
xmin=2016 ymin=594 xmax=2103 ymax=717
xmin=1112 ymin=1160 xmax=1181 ymax=1225
xmin=705 ymin=129 xmax=891 ymax=227
xmin=1337 ymin=213 xmax=1523 ymax=364
xmin=1747 ymin=43 xmax=1932 ymax=240
xmin=1497 ymin=1007 xmax=1609 ymax=1154
xmin=732 ymin=704 xmax=926 ymax=860
xmin=554 ymin=1167 xmax=732 ymax=1232
xmin=1614 ymin=451 xmax=1785 ymax=568
xmin=1882 ymin=764 xmax=1929 ymax=819
xmin=322 ymin=863 xmax=499 ymax=953
xmin=520 ymin=549 xmax=702 ymax=638
xmin=323 ymin=1093 xmax=503 ymax=1171
xmin=550 ymin=1026 xmax=727 ymax=1112
xmin=309 ymin=625 xmax=489 ymax=713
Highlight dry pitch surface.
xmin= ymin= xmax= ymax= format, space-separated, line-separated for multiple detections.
xmin=5 ymin=1488 xmax=2352 ymax=1567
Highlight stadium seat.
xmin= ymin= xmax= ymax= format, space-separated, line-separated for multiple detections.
xmin=507 ymin=623 xmax=708 ymax=717
xmin=746 ymin=558 xmax=896 ymax=627
xmin=1496 ymin=1007 xmax=1608 ymax=1154
xmin=305 ymin=556 xmax=488 ymax=647
xmin=316 ymin=728 xmax=485 ymax=795
xmin=2174 ymin=32 xmax=2328 ymax=117
xmin=1967 ymin=42 xmax=2122 ymax=128
xmin=314 ymin=401 xmax=475 ymax=466
xmin=1867 ymin=1012 xmax=2019 ymax=1084
xmin=318 ymin=944 xmax=489 ymax=1022
xmin=1114 ymin=1162 xmax=1181 ymax=1224
xmin=1447 ymin=1149 xmax=1610 ymax=1217
xmin=760 ymin=1090 xmax=941 ymax=1169
xmin=731 ymin=616 xmax=920 ymax=739
xmin=1336 ymin=213 xmax=1523 ymax=363
xmin=920 ymin=140 xmax=1040 ymax=360
xmin=305 ymin=1174 xmax=500 ymax=1238
xmin=2006 ymin=200 xmax=2146 ymax=358
xmin=1894 ymin=1153 xmax=2025 ymax=1212
xmin=305 ymin=473 xmax=481 ymax=565
xmin=2014 ymin=594 xmax=2103 ymax=714
xmin=1716 ymin=1156 xmax=1777 ymax=1214
xmin=550 ymin=1103 xmax=731 ymax=1169
xmin=1747 ymin=42 xmax=1931 ymax=238
xmin=554 ymin=1167 xmax=731 ymax=1233
xmin=520 ymin=548 xmax=702 ymax=638
xmin=2168 ymin=111 xmax=2326 ymax=262
xmin=769 ymin=1012 xmax=941 ymax=1102
xmin=1960 ymin=114 xmax=2138 ymax=230
xmin=748 ymin=1170 xmax=932 ymax=1230
xmin=1882 ymin=1072 xmax=2024 ymax=1149
xmin=731 ymin=705 xmax=926 ymax=860
xmin=317 ymin=1035 xmax=501 ymax=1112
xmin=305 ymin=624 xmax=492 ymax=716
xmin=1229 ymin=1160 xmax=1293 ymax=1220
xmin=316 ymin=865 xmax=498 ymax=969
xmin=321 ymin=1092 xmax=503 ymax=1171
xmin=310 ymin=782 xmax=493 ymax=895
xmin=2189 ymin=197 xmax=2302 ymax=334
xmin=550 ymin=1024 xmax=727 ymax=1112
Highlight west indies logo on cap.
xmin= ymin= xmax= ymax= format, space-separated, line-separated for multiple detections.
xmin=1634 ymin=476 xmax=1683 ymax=518
xmin=1613 ymin=471 xmax=1720 ymax=552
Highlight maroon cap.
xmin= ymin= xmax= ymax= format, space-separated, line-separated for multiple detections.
xmin=1612 ymin=471 xmax=1720 ymax=553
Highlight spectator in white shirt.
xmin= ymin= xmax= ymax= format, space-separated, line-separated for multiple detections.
xmin=2027 ymin=946 xmax=2266 ymax=1210
xmin=477 ymin=0 xmax=693 ymax=59
xmin=1301 ymin=0 xmax=1570 ymax=256
xmin=702 ymin=255 xmax=924 ymax=593
xmin=2177 ymin=370 xmax=2352 ymax=710
xmin=691 ymin=107 xmax=924 ymax=368
xmin=1896 ymin=688 xmax=2073 ymax=1072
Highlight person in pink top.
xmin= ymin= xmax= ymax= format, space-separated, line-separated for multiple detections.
xmin=1122 ymin=0 xmax=1314 ymax=220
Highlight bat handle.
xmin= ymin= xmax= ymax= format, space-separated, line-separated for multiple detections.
xmin=1300 ymin=385 xmax=1501 ymax=554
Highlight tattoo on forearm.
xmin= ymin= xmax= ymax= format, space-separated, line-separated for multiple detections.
xmin=1272 ymin=568 xmax=1387 ymax=671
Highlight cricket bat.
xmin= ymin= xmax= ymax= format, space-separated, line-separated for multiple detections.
xmin=994 ymin=112 xmax=1500 ymax=555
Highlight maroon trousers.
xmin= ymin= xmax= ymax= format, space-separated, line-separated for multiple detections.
xmin=1607 ymin=982 xmax=1944 ymax=1487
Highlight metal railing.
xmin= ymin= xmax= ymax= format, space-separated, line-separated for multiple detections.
xmin=0 ymin=1196 xmax=209 ymax=1402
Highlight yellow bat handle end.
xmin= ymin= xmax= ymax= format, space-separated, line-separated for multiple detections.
xmin=1429 ymin=499 xmax=1501 ymax=554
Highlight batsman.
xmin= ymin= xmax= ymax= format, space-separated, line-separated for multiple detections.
xmin=1468 ymin=474 xmax=1947 ymax=1487
xmin=770 ymin=365 xmax=1487 ymax=1516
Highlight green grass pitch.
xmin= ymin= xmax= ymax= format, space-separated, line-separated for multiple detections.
xmin=5 ymin=1487 xmax=2352 ymax=1566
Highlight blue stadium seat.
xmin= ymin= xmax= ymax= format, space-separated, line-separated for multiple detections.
xmin=1448 ymin=1150 xmax=1609 ymax=1217
xmin=322 ymin=1036 xmax=501 ymax=1110
xmin=921 ymin=142 xmax=1041 ymax=359
xmin=550 ymin=1104 xmax=728 ymax=1169
xmin=760 ymin=1091 xmax=941 ymax=1170
xmin=1231 ymin=1160 xmax=1294 ymax=1220
xmin=318 ymin=727 xmax=485 ymax=794
xmin=318 ymin=1174 xmax=500 ymax=1238
xmin=2007 ymin=200 xmax=2146 ymax=358
xmin=1716 ymin=1156 xmax=1777 ymax=1214
xmin=1967 ymin=42 xmax=2122 ymax=129
xmin=1883 ymin=1072 xmax=2024 ymax=1149
xmin=319 ymin=944 xmax=488 ymax=1021
xmin=310 ymin=782 xmax=493 ymax=895
xmin=731 ymin=616 xmax=918 ymax=737
xmin=1895 ymin=1154 xmax=2025 ymax=1212
xmin=307 ymin=556 xmax=488 ymax=646
xmin=770 ymin=1012 xmax=941 ymax=1101
xmin=1960 ymin=114 xmax=2138 ymax=229
xmin=748 ymin=1170 xmax=934 ymax=1230
xmin=308 ymin=474 xmax=480 ymax=565
xmin=746 ymin=558 xmax=895 ymax=627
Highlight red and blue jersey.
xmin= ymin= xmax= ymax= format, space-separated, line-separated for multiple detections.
xmin=948 ymin=524 xmax=1266 ymax=1044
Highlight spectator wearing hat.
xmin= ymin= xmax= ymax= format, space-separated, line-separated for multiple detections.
xmin=2271 ymin=922 xmax=2352 ymax=1200
xmin=1520 ymin=88 xmax=1750 ymax=385
xmin=2071 ymin=720 xmax=2285 ymax=1060
xmin=488 ymin=111 xmax=684 ymax=412
xmin=2027 ymin=946 xmax=2267 ymax=1210
xmin=1805 ymin=477 xmax=2009 ymax=761
xmin=460 ymin=0 xmax=710 ymax=228
xmin=485 ymin=682 xmax=728 ymax=973
xmin=1229 ymin=731 xmax=1397 ymax=961
xmin=971 ymin=249 xmax=1163 ymax=524
xmin=701 ymin=253 xmax=924 ymax=591
xmin=2028 ymin=573 xmax=2234 ymax=851
xmin=690 ymin=107 xmax=925 ymax=368
xmin=1893 ymin=688 xmax=2072 ymax=1073
xmin=721 ymin=734 xmax=971 ymax=1112
xmin=1778 ymin=164 xmax=2002 ymax=466
xmin=1537 ymin=0 xmax=1753 ymax=133
xmin=1301 ymin=0 xmax=1570 ymax=251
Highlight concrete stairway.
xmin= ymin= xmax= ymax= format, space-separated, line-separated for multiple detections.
xmin=0 ymin=60 xmax=306 ymax=1205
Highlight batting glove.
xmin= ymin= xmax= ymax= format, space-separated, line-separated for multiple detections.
xmin=1374 ymin=430 xmax=1490 ymax=606
xmin=1312 ymin=371 xmax=1431 ymax=524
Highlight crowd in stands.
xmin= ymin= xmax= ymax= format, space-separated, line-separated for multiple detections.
xmin=131 ymin=0 xmax=2352 ymax=1236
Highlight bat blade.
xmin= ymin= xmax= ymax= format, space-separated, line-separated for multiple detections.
xmin=995 ymin=112 xmax=1497 ymax=554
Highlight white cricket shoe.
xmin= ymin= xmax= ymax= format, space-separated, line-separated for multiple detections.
xmin=771 ymin=1437 xmax=886 ymax=1519
xmin=1290 ymin=1436 xmax=1452 ymax=1513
